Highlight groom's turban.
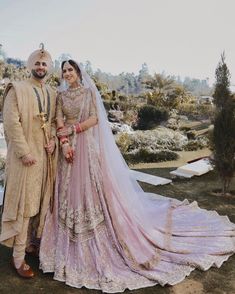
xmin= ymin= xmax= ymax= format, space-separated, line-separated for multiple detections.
xmin=27 ymin=47 xmax=53 ymax=72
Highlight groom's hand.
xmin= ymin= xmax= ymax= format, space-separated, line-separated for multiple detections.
xmin=45 ymin=138 xmax=56 ymax=154
xmin=21 ymin=153 xmax=37 ymax=166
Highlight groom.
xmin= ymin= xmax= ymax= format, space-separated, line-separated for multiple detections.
xmin=0 ymin=45 xmax=57 ymax=278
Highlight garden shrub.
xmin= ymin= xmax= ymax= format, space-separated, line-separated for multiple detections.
xmin=178 ymin=102 xmax=214 ymax=120
xmin=103 ymin=100 xmax=112 ymax=111
xmin=135 ymin=105 xmax=169 ymax=130
xmin=115 ymin=128 xmax=188 ymax=153
xmin=186 ymin=130 xmax=196 ymax=140
xmin=184 ymin=136 xmax=209 ymax=151
xmin=116 ymin=132 xmax=135 ymax=153
xmin=123 ymin=148 xmax=179 ymax=164
xmin=103 ymin=100 xmax=136 ymax=113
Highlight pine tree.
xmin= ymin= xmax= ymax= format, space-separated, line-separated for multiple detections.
xmin=212 ymin=53 xmax=235 ymax=195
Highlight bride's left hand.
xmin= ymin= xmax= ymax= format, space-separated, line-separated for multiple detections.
xmin=62 ymin=143 xmax=74 ymax=163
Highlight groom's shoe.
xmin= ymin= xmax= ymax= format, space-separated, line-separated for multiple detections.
xmin=12 ymin=259 xmax=35 ymax=278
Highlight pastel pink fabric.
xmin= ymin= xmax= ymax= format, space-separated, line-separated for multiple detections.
xmin=40 ymin=68 xmax=235 ymax=293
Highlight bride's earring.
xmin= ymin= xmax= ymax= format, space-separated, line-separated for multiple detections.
xmin=77 ymin=77 xmax=83 ymax=87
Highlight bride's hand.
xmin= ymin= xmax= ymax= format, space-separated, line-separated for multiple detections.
xmin=62 ymin=143 xmax=74 ymax=163
xmin=57 ymin=126 xmax=74 ymax=138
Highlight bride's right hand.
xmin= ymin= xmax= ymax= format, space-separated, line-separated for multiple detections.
xmin=57 ymin=126 xmax=74 ymax=138
xmin=62 ymin=143 xmax=74 ymax=163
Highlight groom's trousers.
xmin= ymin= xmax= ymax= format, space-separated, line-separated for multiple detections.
xmin=13 ymin=217 xmax=30 ymax=268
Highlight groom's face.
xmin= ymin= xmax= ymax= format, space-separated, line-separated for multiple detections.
xmin=32 ymin=59 xmax=48 ymax=79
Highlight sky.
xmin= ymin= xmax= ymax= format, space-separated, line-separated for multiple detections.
xmin=0 ymin=0 xmax=235 ymax=85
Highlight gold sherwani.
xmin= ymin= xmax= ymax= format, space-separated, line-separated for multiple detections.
xmin=0 ymin=78 xmax=57 ymax=247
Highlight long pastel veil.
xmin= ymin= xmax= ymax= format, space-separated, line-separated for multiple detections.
xmin=80 ymin=65 xmax=235 ymax=278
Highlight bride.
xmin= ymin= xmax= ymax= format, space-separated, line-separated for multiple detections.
xmin=40 ymin=59 xmax=235 ymax=293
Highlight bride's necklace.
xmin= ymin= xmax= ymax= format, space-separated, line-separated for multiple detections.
xmin=67 ymin=84 xmax=84 ymax=99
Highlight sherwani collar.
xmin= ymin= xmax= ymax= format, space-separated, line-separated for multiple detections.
xmin=29 ymin=77 xmax=46 ymax=88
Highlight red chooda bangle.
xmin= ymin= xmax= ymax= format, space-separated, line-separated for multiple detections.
xmin=60 ymin=137 xmax=69 ymax=144
xmin=75 ymin=123 xmax=83 ymax=133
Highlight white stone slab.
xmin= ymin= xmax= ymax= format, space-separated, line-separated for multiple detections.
xmin=170 ymin=158 xmax=213 ymax=178
xmin=170 ymin=170 xmax=193 ymax=178
xmin=131 ymin=170 xmax=172 ymax=186
xmin=178 ymin=158 xmax=212 ymax=176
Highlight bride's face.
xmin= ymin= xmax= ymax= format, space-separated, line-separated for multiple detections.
xmin=62 ymin=62 xmax=79 ymax=86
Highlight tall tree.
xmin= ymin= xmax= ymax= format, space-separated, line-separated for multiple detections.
xmin=213 ymin=53 xmax=231 ymax=109
xmin=137 ymin=63 xmax=151 ymax=92
xmin=212 ymin=53 xmax=235 ymax=195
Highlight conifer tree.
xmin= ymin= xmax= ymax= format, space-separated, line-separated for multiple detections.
xmin=212 ymin=53 xmax=235 ymax=195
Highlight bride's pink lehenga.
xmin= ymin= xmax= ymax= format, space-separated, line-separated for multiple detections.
xmin=40 ymin=71 xmax=235 ymax=293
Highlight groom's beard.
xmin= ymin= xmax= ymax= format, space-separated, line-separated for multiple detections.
xmin=31 ymin=69 xmax=47 ymax=80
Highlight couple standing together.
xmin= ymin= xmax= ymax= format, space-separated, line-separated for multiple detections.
xmin=0 ymin=46 xmax=235 ymax=293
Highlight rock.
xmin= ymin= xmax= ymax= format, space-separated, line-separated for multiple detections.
xmin=179 ymin=115 xmax=189 ymax=121
xmin=166 ymin=118 xmax=180 ymax=130
xmin=109 ymin=122 xmax=134 ymax=134
xmin=108 ymin=110 xmax=123 ymax=123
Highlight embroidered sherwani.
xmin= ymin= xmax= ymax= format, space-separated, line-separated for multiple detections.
xmin=0 ymin=78 xmax=57 ymax=247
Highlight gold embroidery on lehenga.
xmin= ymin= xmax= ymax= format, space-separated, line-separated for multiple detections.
xmin=57 ymin=88 xmax=106 ymax=243
xmin=59 ymin=200 xmax=105 ymax=241
xmin=164 ymin=199 xmax=174 ymax=251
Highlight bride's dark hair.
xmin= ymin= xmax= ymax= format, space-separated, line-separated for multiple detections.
xmin=61 ymin=59 xmax=82 ymax=82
